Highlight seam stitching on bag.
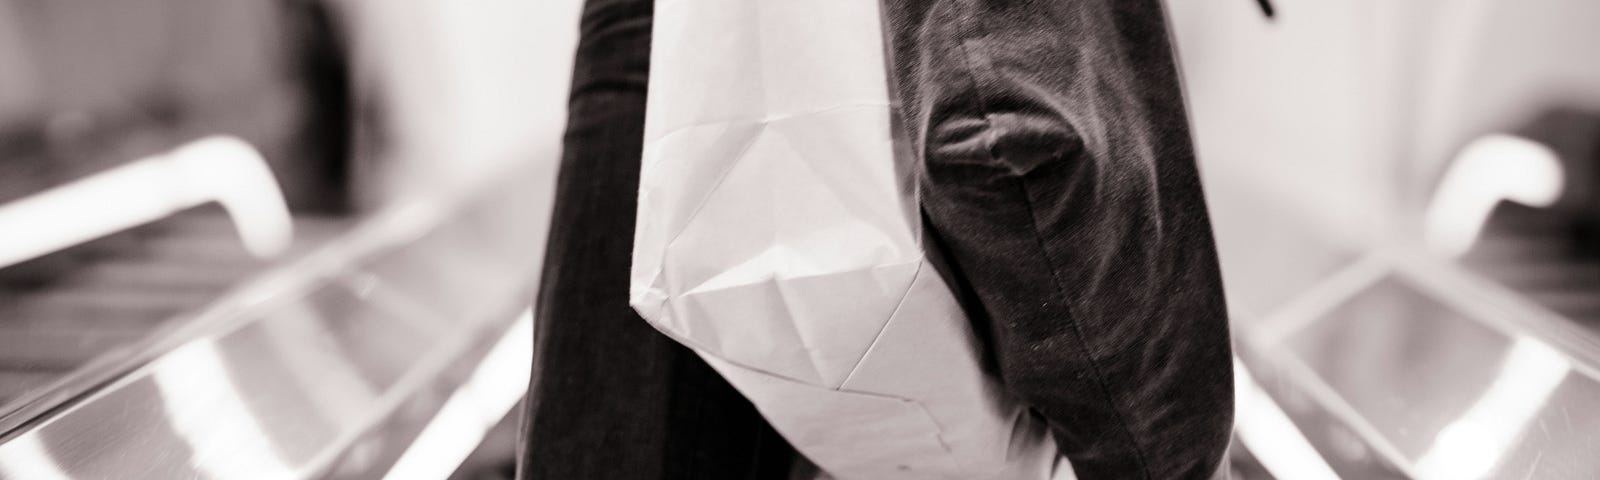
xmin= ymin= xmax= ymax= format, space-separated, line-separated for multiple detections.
xmin=955 ymin=36 xmax=1156 ymax=480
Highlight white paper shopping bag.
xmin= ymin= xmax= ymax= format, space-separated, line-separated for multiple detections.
xmin=629 ymin=0 xmax=1066 ymax=478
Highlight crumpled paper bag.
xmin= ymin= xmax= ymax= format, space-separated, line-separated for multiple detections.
xmin=630 ymin=0 xmax=1069 ymax=478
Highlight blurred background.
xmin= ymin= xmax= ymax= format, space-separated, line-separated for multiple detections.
xmin=0 ymin=0 xmax=1595 ymax=478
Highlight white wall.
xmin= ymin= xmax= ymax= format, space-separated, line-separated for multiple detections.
xmin=335 ymin=0 xmax=582 ymax=202
xmin=1167 ymin=0 xmax=1404 ymax=247
xmin=1168 ymin=0 xmax=1600 ymax=247
xmin=1403 ymin=0 xmax=1600 ymax=185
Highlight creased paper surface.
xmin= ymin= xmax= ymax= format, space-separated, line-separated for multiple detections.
xmin=630 ymin=0 xmax=1068 ymax=478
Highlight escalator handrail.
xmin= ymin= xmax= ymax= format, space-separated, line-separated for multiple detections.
xmin=0 ymin=136 xmax=294 ymax=269
xmin=0 ymin=153 xmax=542 ymax=440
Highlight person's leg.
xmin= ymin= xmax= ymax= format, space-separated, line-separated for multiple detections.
xmin=517 ymin=0 xmax=793 ymax=477
xmin=880 ymin=1 xmax=1234 ymax=478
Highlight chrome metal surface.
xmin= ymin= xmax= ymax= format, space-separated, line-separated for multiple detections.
xmin=0 ymin=209 xmax=346 ymax=428
xmin=1279 ymin=272 xmax=1600 ymax=479
xmin=1229 ymin=247 xmax=1600 ymax=480
xmin=1204 ymin=166 xmax=1600 ymax=478
xmin=0 ymin=160 xmax=549 ymax=479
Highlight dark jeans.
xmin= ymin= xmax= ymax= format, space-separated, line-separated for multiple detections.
xmin=515 ymin=0 xmax=796 ymax=477
xmin=881 ymin=1 xmax=1235 ymax=479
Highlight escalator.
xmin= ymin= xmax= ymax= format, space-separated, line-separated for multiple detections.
xmin=1215 ymin=132 xmax=1600 ymax=479
xmin=0 ymin=1 xmax=570 ymax=476
xmin=7 ymin=0 xmax=1594 ymax=477
xmin=0 ymin=156 xmax=548 ymax=478
xmin=0 ymin=208 xmax=346 ymax=409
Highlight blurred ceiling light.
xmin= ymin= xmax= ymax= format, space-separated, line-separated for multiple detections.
xmin=0 ymin=136 xmax=293 ymax=269
xmin=1413 ymin=337 xmax=1570 ymax=480
xmin=1232 ymin=359 xmax=1341 ymax=480
xmin=1423 ymin=134 xmax=1564 ymax=257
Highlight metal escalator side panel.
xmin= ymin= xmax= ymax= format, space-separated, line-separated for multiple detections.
xmin=0 ymin=156 xmax=550 ymax=479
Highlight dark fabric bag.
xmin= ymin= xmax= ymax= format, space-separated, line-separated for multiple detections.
xmin=879 ymin=0 xmax=1235 ymax=478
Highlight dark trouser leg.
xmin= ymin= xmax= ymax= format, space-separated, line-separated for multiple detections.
xmin=880 ymin=1 xmax=1234 ymax=478
xmin=517 ymin=0 xmax=794 ymax=478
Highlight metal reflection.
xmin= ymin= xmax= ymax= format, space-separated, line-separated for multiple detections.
xmin=1242 ymin=260 xmax=1600 ymax=479
xmin=382 ymin=309 xmax=533 ymax=480
xmin=253 ymin=301 xmax=381 ymax=438
xmin=1233 ymin=359 xmax=1341 ymax=480
xmin=0 ymin=159 xmax=547 ymax=479
xmin=151 ymin=339 xmax=298 ymax=479
xmin=1424 ymin=134 xmax=1565 ymax=258
xmin=0 ymin=433 xmax=70 ymax=480
xmin=1413 ymin=337 xmax=1570 ymax=480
